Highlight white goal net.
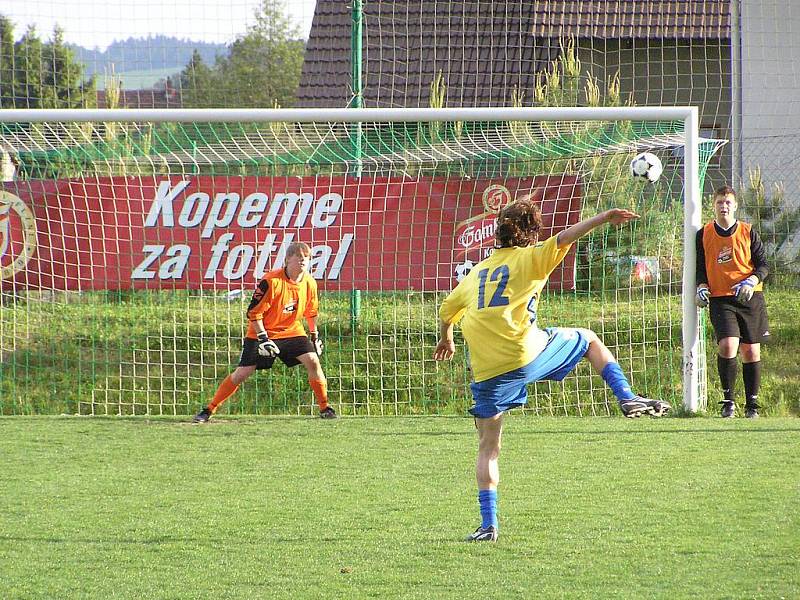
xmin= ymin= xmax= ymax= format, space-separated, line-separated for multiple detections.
xmin=0 ymin=107 xmax=719 ymax=416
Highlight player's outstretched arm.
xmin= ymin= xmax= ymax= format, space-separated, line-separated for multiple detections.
xmin=434 ymin=320 xmax=456 ymax=361
xmin=556 ymin=208 xmax=639 ymax=247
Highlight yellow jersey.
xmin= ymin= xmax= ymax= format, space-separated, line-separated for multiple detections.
xmin=439 ymin=235 xmax=572 ymax=382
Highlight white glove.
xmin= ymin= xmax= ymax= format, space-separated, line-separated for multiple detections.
xmin=731 ymin=276 xmax=758 ymax=303
xmin=309 ymin=331 xmax=323 ymax=355
xmin=256 ymin=333 xmax=280 ymax=357
xmin=695 ymin=285 xmax=710 ymax=308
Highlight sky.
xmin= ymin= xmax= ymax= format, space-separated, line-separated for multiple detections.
xmin=1 ymin=0 xmax=317 ymax=49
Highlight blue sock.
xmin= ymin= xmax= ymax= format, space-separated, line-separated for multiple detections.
xmin=601 ymin=362 xmax=636 ymax=401
xmin=478 ymin=489 xmax=498 ymax=529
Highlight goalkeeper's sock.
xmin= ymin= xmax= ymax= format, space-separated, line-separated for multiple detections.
xmin=309 ymin=378 xmax=329 ymax=411
xmin=717 ymin=355 xmax=738 ymax=401
xmin=601 ymin=362 xmax=636 ymax=401
xmin=742 ymin=361 xmax=761 ymax=406
xmin=478 ymin=489 xmax=498 ymax=529
xmin=208 ymin=375 xmax=239 ymax=413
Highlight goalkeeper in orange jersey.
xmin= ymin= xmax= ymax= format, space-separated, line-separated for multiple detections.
xmin=193 ymin=242 xmax=337 ymax=422
xmin=695 ymin=186 xmax=770 ymax=418
xmin=433 ymin=196 xmax=670 ymax=542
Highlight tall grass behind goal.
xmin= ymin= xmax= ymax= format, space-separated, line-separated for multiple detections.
xmin=0 ymin=107 xmax=717 ymax=416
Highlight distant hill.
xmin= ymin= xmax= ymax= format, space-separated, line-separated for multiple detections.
xmin=93 ymin=67 xmax=186 ymax=91
xmin=69 ymin=36 xmax=229 ymax=88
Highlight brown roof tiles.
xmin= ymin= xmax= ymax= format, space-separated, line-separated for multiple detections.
xmin=297 ymin=1 xmax=730 ymax=108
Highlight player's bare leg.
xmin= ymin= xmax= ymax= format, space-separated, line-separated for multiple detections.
xmin=468 ymin=413 xmax=503 ymax=541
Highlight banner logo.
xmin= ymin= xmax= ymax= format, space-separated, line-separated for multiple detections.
xmin=451 ymin=180 xmax=581 ymax=288
xmin=482 ymin=184 xmax=512 ymax=212
xmin=0 ymin=191 xmax=37 ymax=280
xmin=452 ymin=183 xmax=513 ymax=278
xmin=717 ymin=246 xmax=733 ymax=264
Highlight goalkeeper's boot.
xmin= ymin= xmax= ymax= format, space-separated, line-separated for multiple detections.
xmin=319 ymin=406 xmax=338 ymax=419
xmin=465 ymin=525 xmax=498 ymax=542
xmin=720 ymin=401 xmax=736 ymax=418
xmin=745 ymin=403 xmax=760 ymax=419
xmin=193 ymin=407 xmax=212 ymax=423
xmin=619 ymin=396 xmax=671 ymax=418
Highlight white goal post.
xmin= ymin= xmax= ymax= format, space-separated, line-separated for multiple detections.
xmin=0 ymin=106 xmax=704 ymax=415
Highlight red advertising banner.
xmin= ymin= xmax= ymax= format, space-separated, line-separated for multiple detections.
xmin=1 ymin=175 xmax=581 ymax=291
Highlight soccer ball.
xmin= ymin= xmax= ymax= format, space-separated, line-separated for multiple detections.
xmin=630 ymin=152 xmax=663 ymax=183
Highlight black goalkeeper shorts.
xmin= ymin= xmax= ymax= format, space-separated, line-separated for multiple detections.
xmin=709 ymin=293 xmax=771 ymax=344
xmin=238 ymin=336 xmax=316 ymax=370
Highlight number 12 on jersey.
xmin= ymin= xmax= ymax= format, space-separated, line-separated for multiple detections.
xmin=477 ymin=265 xmax=510 ymax=309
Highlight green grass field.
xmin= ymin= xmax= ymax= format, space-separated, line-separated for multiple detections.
xmin=2 ymin=289 xmax=798 ymax=417
xmin=1 ymin=416 xmax=798 ymax=599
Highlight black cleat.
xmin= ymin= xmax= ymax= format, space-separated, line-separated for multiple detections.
xmin=720 ymin=401 xmax=736 ymax=418
xmin=642 ymin=397 xmax=671 ymax=417
xmin=319 ymin=406 xmax=338 ymax=419
xmin=465 ymin=525 xmax=498 ymax=542
xmin=193 ymin=407 xmax=212 ymax=423
xmin=620 ymin=396 xmax=671 ymax=418
xmin=619 ymin=399 xmax=647 ymax=418
xmin=745 ymin=404 xmax=759 ymax=419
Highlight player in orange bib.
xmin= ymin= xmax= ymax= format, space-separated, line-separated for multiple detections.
xmin=695 ymin=186 xmax=770 ymax=418
xmin=193 ymin=242 xmax=337 ymax=422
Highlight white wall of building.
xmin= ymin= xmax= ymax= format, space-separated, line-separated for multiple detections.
xmin=739 ymin=0 xmax=800 ymax=206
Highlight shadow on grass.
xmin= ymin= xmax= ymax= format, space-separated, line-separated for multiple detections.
xmin=30 ymin=414 xmax=800 ymax=438
xmin=359 ymin=422 xmax=800 ymax=436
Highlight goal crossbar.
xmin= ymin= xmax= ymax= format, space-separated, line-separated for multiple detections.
xmin=1 ymin=106 xmax=696 ymax=124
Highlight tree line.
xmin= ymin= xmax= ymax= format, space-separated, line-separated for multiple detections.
xmin=0 ymin=0 xmax=305 ymax=110
xmin=176 ymin=0 xmax=304 ymax=109
xmin=0 ymin=15 xmax=96 ymax=109
xmin=72 ymin=36 xmax=225 ymax=77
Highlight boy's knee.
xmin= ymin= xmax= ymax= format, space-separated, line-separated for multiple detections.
xmin=740 ymin=344 xmax=760 ymax=362
xmin=479 ymin=440 xmax=502 ymax=458
xmin=718 ymin=337 xmax=739 ymax=358
xmin=302 ymin=353 xmax=322 ymax=367
xmin=231 ymin=368 xmax=254 ymax=385
xmin=578 ymin=328 xmax=599 ymax=344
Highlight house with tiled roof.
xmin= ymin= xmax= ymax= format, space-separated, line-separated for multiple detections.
xmin=298 ymin=1 xmax=729 ymax=108
xmin=296 ymin=0 xmax=799 ymax=198
xmin=96 ymin=86 xmax=180 ymax=109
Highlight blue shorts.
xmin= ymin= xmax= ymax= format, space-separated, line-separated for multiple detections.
xmin=468 ymin=328 xmax=591 ymax=418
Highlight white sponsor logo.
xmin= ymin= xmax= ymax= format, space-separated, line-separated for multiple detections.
xmin=144 ymin=180 xmax=344 ymax=238
xmin=457 ymin=220 xmax=496 ymax=249
xmin=134 ymin=180 xmax=355 ymax=282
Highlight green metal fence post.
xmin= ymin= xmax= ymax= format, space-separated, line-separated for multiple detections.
xmin=350 ymin=0 xmax=363 ymax=177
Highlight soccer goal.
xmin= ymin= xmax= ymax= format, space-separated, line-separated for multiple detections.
xmin=0 ymin=107 xmax=719 ymax=416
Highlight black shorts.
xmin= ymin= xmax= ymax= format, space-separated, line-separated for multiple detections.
xmin=238 ymin=336 xmax=316 ymax=370
xmin=709 ymin=293 xmax=771 ymax=344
